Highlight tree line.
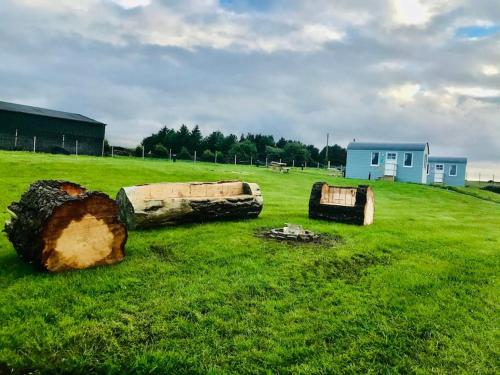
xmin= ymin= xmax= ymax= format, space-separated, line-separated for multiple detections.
xmin=133 ymin=124 xmax=346 ymax=166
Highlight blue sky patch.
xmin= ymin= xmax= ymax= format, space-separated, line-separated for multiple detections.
xmin=455 ymin=24 xmax=500 ymax=39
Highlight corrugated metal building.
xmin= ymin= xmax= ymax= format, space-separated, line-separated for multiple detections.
xmin=0 ymin=101 xmax=105 ymax=155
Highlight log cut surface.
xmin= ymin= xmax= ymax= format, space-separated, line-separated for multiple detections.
xmin=4 ymin=180 xmax=127 ymax=272
xmin=309 ymin=182 xmax=374 ymax=225
xmin=116 ymin=181 xmax=263 ymax=229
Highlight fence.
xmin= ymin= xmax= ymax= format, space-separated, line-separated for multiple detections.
xmin=466 ymin=173 xmax=499 ymax=187
xmin=0 ymin=137 xmax=347 ymax=174
xmin=0 ymin=134 xmax=103 ymax=156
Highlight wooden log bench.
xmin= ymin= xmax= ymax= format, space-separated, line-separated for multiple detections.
xmin=116 ymin=181 xmax=263 ymax=229
xmin=4 ymin=180 xmax=127 ymax=272
xmin=308 ymin=182 xmax=374 ymax=225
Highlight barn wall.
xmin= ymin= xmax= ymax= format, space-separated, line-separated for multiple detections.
xmin=0 ymin=110 xmax=105 ymax=155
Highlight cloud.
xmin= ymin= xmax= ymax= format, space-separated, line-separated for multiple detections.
xmin=0 ymin=0 xmax=499 ymax=169
xmin=482 ymin=65 xmax=499 ymax=76
xmin=380 ymin=83 xmax=421 ymax=105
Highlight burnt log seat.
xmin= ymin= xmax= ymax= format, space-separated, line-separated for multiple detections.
xmin=116 ymin=181 xmax=263 ymax=229
xmin=309 ymin=182 xmax=374 ymax=225
xmin=4 ymin=180 xmax=127 ymax=272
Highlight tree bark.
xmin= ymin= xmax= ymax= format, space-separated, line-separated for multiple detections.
xmin=309 ymin=182 xmax=374 ymax=225
xmin=116 ymin=181 xmax=263 ymax=229
xmin=4 ymin=180 xmax=127 ymax=272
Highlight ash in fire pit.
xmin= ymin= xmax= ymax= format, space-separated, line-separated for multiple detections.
xmin=260 ymin=223 xmax=319 ymax=242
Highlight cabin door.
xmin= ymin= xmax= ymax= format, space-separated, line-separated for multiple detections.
xmin=385 ymin=152 xmax=397 ymax=176
xmin=434 ymin=164 xmax=444 ymax=183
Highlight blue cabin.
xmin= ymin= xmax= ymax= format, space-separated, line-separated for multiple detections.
xmin=427 ymin=157 xmax=467 ymax=186
xmin=346 ymin=142 xmax=429 ymax=184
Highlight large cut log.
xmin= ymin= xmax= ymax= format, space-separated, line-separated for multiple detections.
xmin=116 ymin=181 xmax=263 ymax=229
xmin=309 ymin=182 xmax=374 ymax=225
xmin=4 ymin=180 xmax=127 ymax=272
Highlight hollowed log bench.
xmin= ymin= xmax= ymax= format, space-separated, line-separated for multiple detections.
xmin=116 ymin=181 xmax=263 ymax=229
xmin=309 ymin=182 xmax=374 ymax=225
xmin=4 ymin=180 xmax=127 ymax=272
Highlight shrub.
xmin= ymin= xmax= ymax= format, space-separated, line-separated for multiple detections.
xmin=201 ymin=149 xmax=215 ymax=162
xmin=153 ymin=144 xmax=168 ymax=158
xmin=178 ymin=147 xmax=192 ymax=160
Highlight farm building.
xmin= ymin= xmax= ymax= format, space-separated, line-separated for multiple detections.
xmin=427 ymin=156 xmax=467 ymax=186
xmin=346 ymin=142 xmax=429 ymax=184
xmin=0 ymin=101 xmax=105 ymax=155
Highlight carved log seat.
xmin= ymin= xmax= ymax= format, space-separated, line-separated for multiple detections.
xmin=116 ymin=181 xmax=263 ymax=229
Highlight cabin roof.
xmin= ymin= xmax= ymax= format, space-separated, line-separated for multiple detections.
xmin=429 ymin=156 xmax=467 ymax=164
xmin=347 ymin=142 xmax=428 ymax=152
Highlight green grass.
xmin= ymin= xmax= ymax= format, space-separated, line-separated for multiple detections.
xmin=0 ymin=151 xmax=498 ymax=374
xmin=447 ymin=185 xmax=500 ymax=204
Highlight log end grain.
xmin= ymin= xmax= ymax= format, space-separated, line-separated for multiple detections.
xmin=4 ymin=180 xmax=127 ymax=272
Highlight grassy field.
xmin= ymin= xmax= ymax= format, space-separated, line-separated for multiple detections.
xmin=0 ymin=151 xmax=498 ymax=374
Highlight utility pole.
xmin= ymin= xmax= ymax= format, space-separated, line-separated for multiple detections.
xmin=234 ymin=154 xmax=237 ymax=165
xmin=62 ymin=134 xmax=65 ymax=149
xmin=14 ymin=129 xmax=18 ymax=149
xmin=111 ymin=146 xmax=114 ymax=158
xmin=33 ymin=136 xmax=36 ymax=152
xmin=194 ymin=150 xmax=197 ymax=163
xmin=325 ymin=132 xmax=329 ymax=168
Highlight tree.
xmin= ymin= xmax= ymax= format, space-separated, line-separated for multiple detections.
xmin=306 ymin=145 xmax=320 ymax=163
xmin=153 ymin=144 xmax=168 ymax=158
xmin=254 ymin=134 xmax=275 ymax=160
xmin=229 ymin=140 xmax=257 ymax=162
xmin=319 ymin=144 xmax=347 ymax=165
xmin=201 ymin=149 xmax=215 ymax=162
xmin=139 ymin=124 xmax=338 ymax=166
xmin=202 ymin=131 xmax=225 ymax=152
xmin=276 ymin=137 xmax=287 ymax=149
xmin=189 ymin=125 xmax=202 ymax=153
xmin=283 ymin=142 xmax=310 ymax=164
xmin=176 ymin=124 xmax=191 ymax=152
xmin=178 ymin=146 xmax=192 ymax=160
xmin=134 ymin=146 xmax=143 ymax=157
xmin=265 ymin=145 xmax=283 ymax=161
xmin=222 ymin=134 xmax=238 ymax=153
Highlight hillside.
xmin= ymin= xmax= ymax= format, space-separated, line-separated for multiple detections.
xmin=0 ymin=151 xmax=498 ymax=374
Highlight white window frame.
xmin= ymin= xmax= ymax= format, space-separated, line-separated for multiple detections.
xmin=386 ymin=152 xmax=397 ymax=162
xmin=403 ymin=152 xmax=413 ymax=168
xmin=435 ymin=164 xmax=444 ymax=172
xmin=371 ymin=152 xmax=380 ymax=166
xmin=449 ymin=164 xmax=457 ymax=176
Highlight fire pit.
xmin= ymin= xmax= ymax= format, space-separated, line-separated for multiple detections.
xmin=259 ymin=224 xmax=319 ymax=242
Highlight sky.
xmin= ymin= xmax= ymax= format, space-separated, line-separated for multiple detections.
xmin=0 ymin=0 xmax=499 ymax=177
